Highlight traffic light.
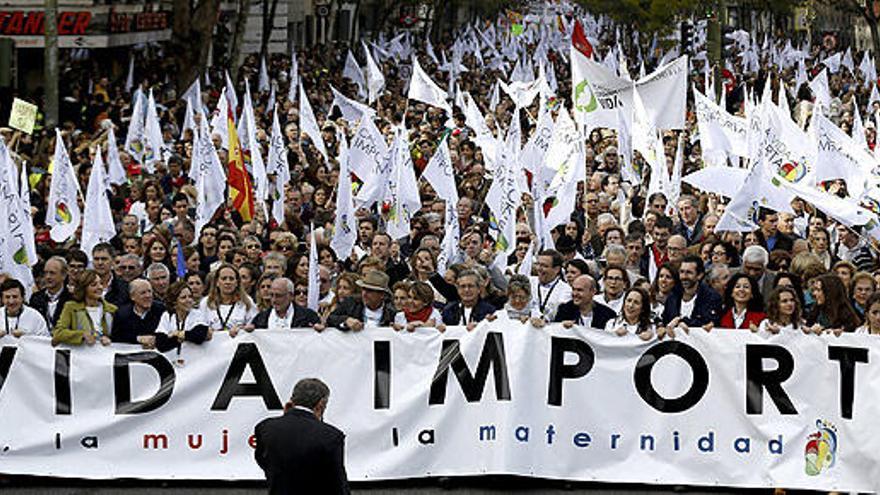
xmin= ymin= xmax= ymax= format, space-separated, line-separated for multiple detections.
xmin=680 ymin=21 xmax=694 ymax=54
xmin=722 ymin=26 xmax=738 ymax=59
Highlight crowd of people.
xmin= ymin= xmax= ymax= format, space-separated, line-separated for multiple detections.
xmin=3 ymin=4 xmax=880 ymax=358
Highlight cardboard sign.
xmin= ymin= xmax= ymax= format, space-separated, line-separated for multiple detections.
xmin=9 ymin=98 xmax=37 ymax=134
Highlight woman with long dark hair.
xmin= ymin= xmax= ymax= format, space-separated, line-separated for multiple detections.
xmin=604 ymin=287 xmax=654 ymax=340
xmin=758 ymin=286 xmax=805 ymax=334
xmin=806 ymin=274 xmax=861 ymax=334
xmin=716 ymin=274 xmax=765 ymax=330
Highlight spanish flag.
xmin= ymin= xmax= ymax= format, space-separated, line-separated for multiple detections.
xmin=226 ymin=106 xmax=255 ymax=222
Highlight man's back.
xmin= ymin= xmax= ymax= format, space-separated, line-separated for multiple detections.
xmin=254 ymin=408 xmax=349 ymax=495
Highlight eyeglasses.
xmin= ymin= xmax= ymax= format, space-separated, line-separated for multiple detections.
xmin=277 ymin=245 xmax=293 ymax=251
xmin=294 ymin=289 xmax=308 ymax=295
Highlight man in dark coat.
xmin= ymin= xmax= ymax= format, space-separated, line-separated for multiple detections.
xmin=254 ymin=378 xmax=349 ymax=495
xmin=111 ymin=279 xmax=165 ymax=346
xmin=252 ymin=278 xmax=321 ymax=329
xmin=441 ymin=269 xmax=496 ymax=327
xmin=30 ymin=256 xmax=72 ymax=327
xmin=554 ymin=275 xmax=616 ymax=330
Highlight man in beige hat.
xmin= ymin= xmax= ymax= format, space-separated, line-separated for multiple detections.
xmin=326 ymin=271 xmax=395 ymax=330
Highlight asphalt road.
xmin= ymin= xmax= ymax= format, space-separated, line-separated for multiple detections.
xmin=0 ymin=476 xmax=798 ymax=494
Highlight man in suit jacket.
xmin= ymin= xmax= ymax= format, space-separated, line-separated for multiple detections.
xmin=252 ymin=278 xmax=321 ymax=329
xmin=30 ymin=256 xmax=72 ymax=327
xmin=326 ymin=271 xmax=395 ymax=330
xmin=662 ymin=256 xmax=722 ymax=326
xmin=441 ymin=269 xmax=496 ymax=326
xmin=254 ymin=378 xmax=349 ymax=495
xmin=554 ymin=275 xmax=616 ymax=330
xmin=111 ymin=280 xmax=165 ymax=346
xmin=735 ymin=245 xmax=776 ymax=304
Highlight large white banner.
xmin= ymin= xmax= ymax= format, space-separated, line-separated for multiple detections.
xmin=1 ymin=322 xmax=879 ymax=492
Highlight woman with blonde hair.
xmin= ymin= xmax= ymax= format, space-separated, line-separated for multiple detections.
xmin=53 ymin=269 xmax=117 ymax=346
xmin=200 ymin=262 xmax=257 ymax=337
xmin=320 ymin=272 xmax=360 ymax=322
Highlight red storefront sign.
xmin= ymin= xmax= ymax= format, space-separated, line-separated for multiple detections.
xmin=0 ymin=11 xmax=92 ymax=36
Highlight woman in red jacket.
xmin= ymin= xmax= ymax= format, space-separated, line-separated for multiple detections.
xmin=716 ymin=273 xmax=766 ymax=330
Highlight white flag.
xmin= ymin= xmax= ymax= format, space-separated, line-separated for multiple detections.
xmin=809 ymin=69 xmax=832 ymax=113
xmin=288 ymin=50 xmax=299 ymax=103
xmin=823 ymin=52 xmax=842 ymax=74
xmin=363 ymin=41 xmax=385 ymax=104
xmin=105 ymin=126 xmax=127 ymax=186
xmin=224 ymin=71 xmax=238 ymax=115
xmin=180 ymin=98 xmax=196 ymax=141
xmin=258 ymin=56 xmax=270 ymax=93
xmin=124 ymin=88 xmax=146 ymax=164
xmin=144 ymin=89 xmax=167 ymax=172
xmin=852 ymin=96 xmax=869 ymax=151
xmin=306 ymin=226 xmax=319 ymax=312
xmin=238 ymin=80 xmax=269 ymax=214
xmin=193 ymin=117 xmax=227 ymax=236
xmin=693 ymin=88 xmax=748 ymax=164
xmin=635 ymin=55 xmax=688 ymax=130
xmin=17 ymin=158 xmax=36 ymax=271
xmin=0 ymin=141 xmax=35 ymax=277
xmin=408 ymin=56 xmax=452 ymax=114
xmin=383 ymin=129 xmax=421 ymax=240
xmin=0 ymin=160 xmax=32 ymax=293
xmin=125 ymin=56 xmax=134 ymax=93
xmin=266 ymin=107 xmax=290 ymax=227
xmin=715 ymin=160 xmax=794 ymax=233
xmin=330 ymin=129 xmax=357 ymax=260
xmin=485 ymin=111 xmax=523 ymax=257
xmin=330 ymin=85 xmax=375 ymax=123
xmin=210 ymin=87 xmax=229 ymax=149
xmin=343 ymin=50 xmax=367 ymax=99
xmin=81 ymin=150 xmax=116 ymax=261
xmin=421 ymin=135 xmax=457 ymax=201
xmin=299 ymin=83 xmax=328 ymax=162
xmin=812 ymin=111 xmax=874 ymax=197
xmin=348 ymin=116 xmax=388 ymax=183
xmin=47 ymin=130 xmax=82 ymax=243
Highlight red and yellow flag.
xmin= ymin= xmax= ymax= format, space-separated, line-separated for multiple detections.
xmin=226 ymin=107 xmax=255 ymax=222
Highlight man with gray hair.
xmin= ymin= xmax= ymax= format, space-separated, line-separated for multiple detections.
xmin=254 ymin=378 xmax=349 ymax=494
xmin=146 ymin=263 xmax=171 ymax=300
xmin=111 ymin=279 xmax=164 ymax=348
xmin=115 ymin=254 xmax=143 ymax=283
xmin=737 ymin=245 xmax=775 ymax=302
xmin=251 ymin=277 xmax=320 ymax=330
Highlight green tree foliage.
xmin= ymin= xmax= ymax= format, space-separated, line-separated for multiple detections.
xmin=575 ymin=0 xmax=701 ymax=33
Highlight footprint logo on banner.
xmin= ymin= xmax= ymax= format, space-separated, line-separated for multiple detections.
xmin=805 ymin=419 xmax=838 ymax=476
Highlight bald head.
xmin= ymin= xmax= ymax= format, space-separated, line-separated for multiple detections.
xmin=667 ymin=235 xmax=687 ymax=264
xmin=571 ymin=274 xmax=597 ymax=309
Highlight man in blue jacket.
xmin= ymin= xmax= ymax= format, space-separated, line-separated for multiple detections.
xmin=662 ymin=255 xmax=721 ymax=327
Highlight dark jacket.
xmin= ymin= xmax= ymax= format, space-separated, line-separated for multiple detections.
xmin=104 ymin=276 xmax=131 ymax=308
xmin=252 ymin=305 xmax=321 ymax=329
xmin=554 ymin=300 xmax=616 ymax=330
xmin=661 ymin=282 xmax=722 ymax=326
xmin=441 ymin=299 xmax=496 ymax=325
xmin=326 ymin=297 xmax=395 ymax=329
xmin=111 ymin=302 xmax=165 ymax=344
xmin=674 ymin=218 xmax=704 ymax=245
xmin=254 ymin=408 xmax=349 ymax=495
xmin=30 ymin=286 xmax=72 ymax=326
